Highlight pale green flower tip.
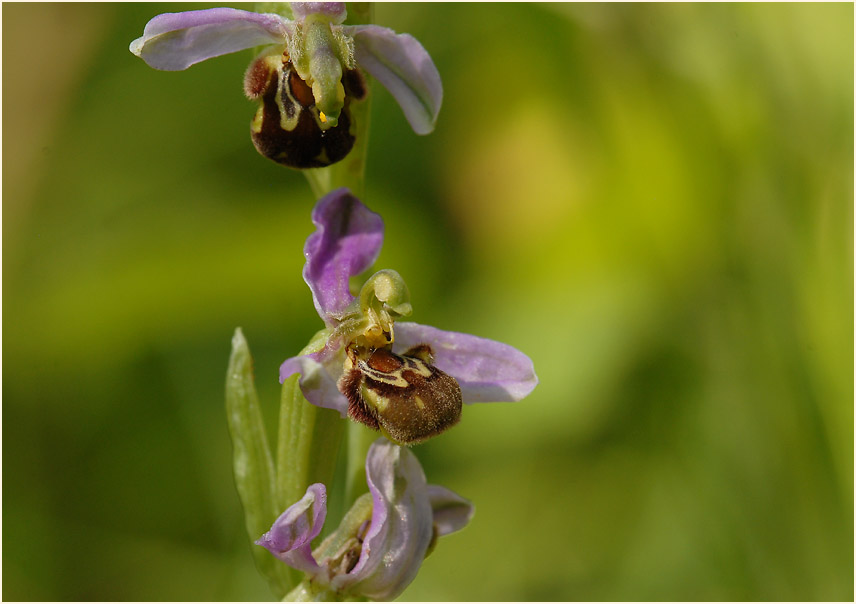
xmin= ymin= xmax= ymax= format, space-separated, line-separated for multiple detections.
xmin=361 ymin=269 xmax=412 ymax=318
xmin=228 ymin=327 xmax=254 ymax=386
xmin=311 ymin=78 xmax=345 ymax=126
xmin=129 ymin=36 xmax=143 ymax=57
xmin=231 ymin=326 xmax=249 ymax=353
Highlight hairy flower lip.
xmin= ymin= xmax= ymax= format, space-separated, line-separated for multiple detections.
xmin=130 ymin=5 xmax=443 ymax=134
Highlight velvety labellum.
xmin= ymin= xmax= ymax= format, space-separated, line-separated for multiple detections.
xmin=247 ymin=54 xmax=366 ymax=169
xmin=339 ymin=345 xmax=462 ymax=446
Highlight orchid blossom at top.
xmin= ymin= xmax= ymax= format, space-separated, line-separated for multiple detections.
xmin=279 ymin=188 xmax=538 ymax=445
xmin=130 ymin=3 xmax=442 ymax=168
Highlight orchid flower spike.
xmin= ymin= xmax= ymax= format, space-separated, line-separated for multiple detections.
xmin=130 ymin=3 xmax=442 ymax=168
xmin=256 ymin=438 xmax=474 ymax=601
xmin=280 ymin=188 xmax=538 ymax=445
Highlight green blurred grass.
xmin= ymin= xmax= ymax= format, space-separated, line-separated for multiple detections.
xmin=3 ymin=2 xmax=852 ymax=601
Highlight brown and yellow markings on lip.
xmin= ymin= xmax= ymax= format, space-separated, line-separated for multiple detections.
xmin=339 ymin=344 xmax=463 ymax=445
xmin=358 ymin=348 xmax=432 ymax=388
xmin=244 ymin=52 xmax=366 ymax=169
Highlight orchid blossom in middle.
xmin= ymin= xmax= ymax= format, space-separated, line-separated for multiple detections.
xmin=279 ymin=188 xmax=538 ymax=445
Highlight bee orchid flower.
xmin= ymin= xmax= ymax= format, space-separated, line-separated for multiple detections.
xmin=130 ymin=3 xmax=442 ymax=168
xmin=279 ymin=188 xmax=538 ymax=445
xmin=256 ymin=438 xmax=474 ymax=601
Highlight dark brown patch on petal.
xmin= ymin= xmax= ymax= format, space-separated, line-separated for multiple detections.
xmin=250 ymin=60 xmax=357 ymax=169
xmin=343 ymin=68 xmax=367 ymax=101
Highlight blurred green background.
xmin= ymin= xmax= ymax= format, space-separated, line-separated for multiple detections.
xmin=3 ymin=2 xmax=853 ymax=601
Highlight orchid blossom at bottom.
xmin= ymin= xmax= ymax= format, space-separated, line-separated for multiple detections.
xmin=256 ymin=438 xmax=473 ymax=601
xmin=279 ymin=188 xmax=538 ymax=445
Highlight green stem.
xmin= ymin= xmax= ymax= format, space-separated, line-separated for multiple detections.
xmin=276 ymin=5 xmax=377 ymax=599
xmin=283 ymin=580 xmax=368 ymax=602
xmin=345 ymin=422 xmax=377 ymax=505
xmin=301 ymin=0 xmax=378 ymax=517
xmin=283 ymin=580 xmax=336 ymax=602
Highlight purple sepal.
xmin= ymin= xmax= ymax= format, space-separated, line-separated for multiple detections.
xmin=279 ymin=350 xmax=349 ymax=416
xmin=427 ymin=485 xmax=474 ymax=537
xmin=255 ymin=483 xmax=327 ymax=576
xmin=129 ymin=8 xmax=288 ymax=71
xmin=394 ymin=322 xmax=538 ymax=403
xmin=303 ymin=188 xmax=385 ymax=323
xmin=350 ymin=25 xmax=443 ymax=135
xmin=332 ymin=440 xmax=434 ymax=600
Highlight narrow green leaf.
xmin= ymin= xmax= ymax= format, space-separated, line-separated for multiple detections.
xmin=225 ymin=328 xmax=294 ymax=596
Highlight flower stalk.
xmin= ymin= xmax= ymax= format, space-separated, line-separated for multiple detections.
xmin=286 ymin=2 xmax=377 ymax=542
xmin=132 ymin=3 xmax=537 ymax=600
xmin=344 ymin=422 xmax=375 ymax=506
